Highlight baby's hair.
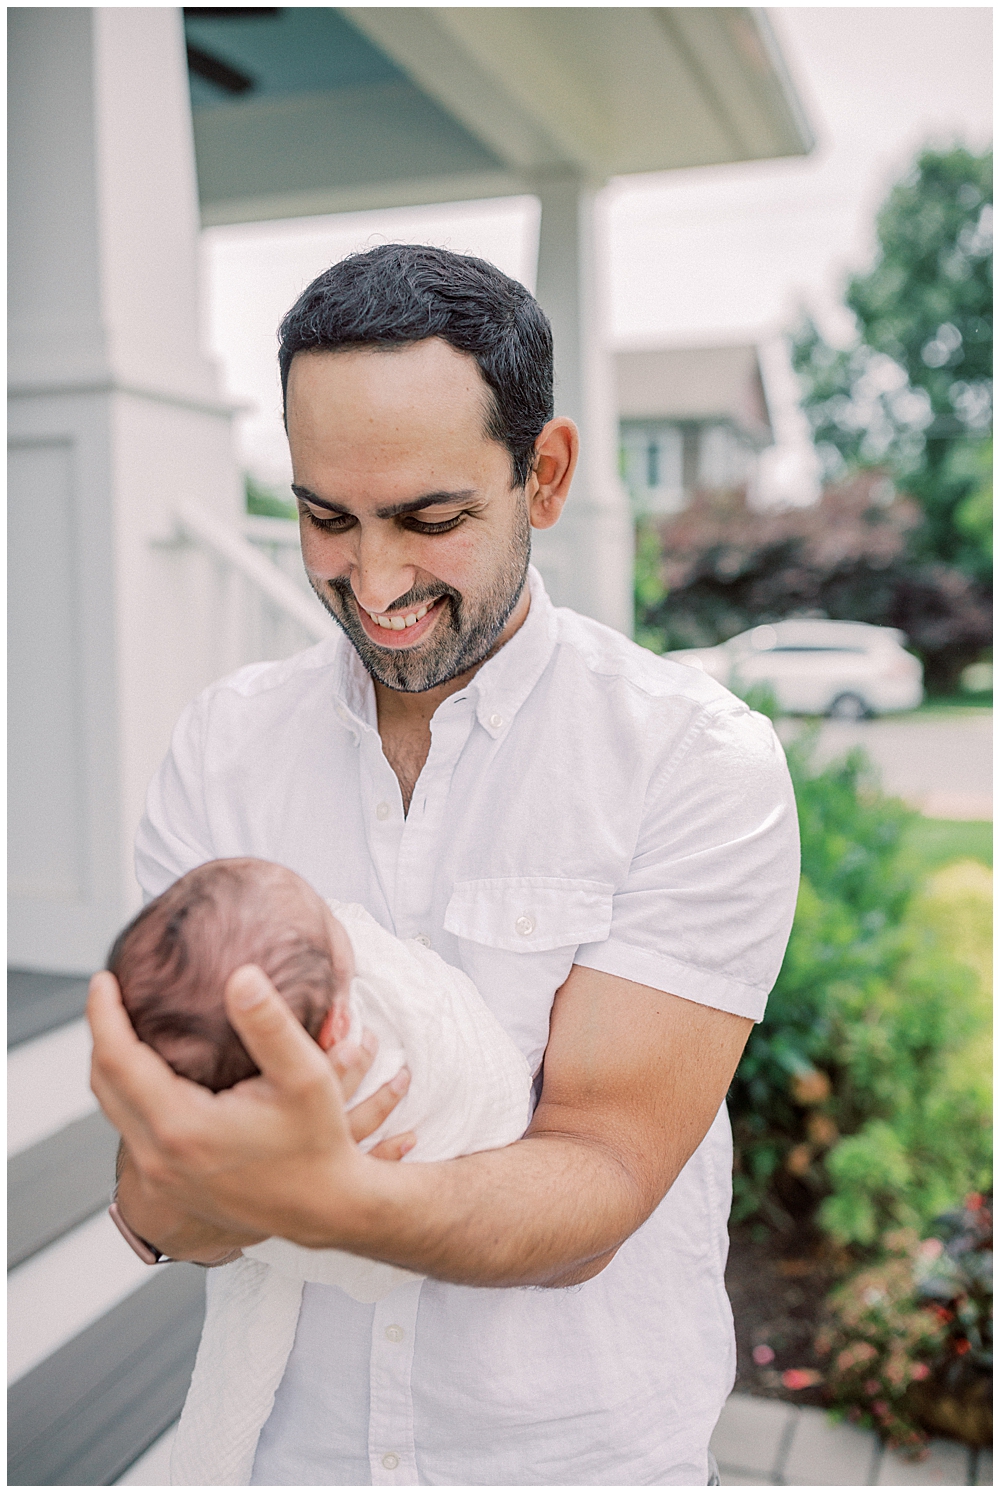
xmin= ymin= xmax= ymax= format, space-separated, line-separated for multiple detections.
xmin=108 ymin=860 xmax=336 ymax=1091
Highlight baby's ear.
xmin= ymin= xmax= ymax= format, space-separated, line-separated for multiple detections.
xmin=317 ymin=1000 xmax=351 ymax=1051
xmin=323 ymin=909 xmax=356 ymax=998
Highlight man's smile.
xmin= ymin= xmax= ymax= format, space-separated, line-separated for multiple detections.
xmin=353 ymin=593 xmax=448 ymax=648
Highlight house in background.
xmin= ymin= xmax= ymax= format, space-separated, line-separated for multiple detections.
xmin=618 ymin=343 xmax=774 ymax=515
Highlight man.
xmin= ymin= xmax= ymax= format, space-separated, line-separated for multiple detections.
xmin=90 ymin=244 xmax=800 ymax=1485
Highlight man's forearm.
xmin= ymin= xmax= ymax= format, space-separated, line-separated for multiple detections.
xmin=91 ymin=967 xmax=750 ymax=1286
xmin=298 ymin=1128 xmax=656 ymax=1289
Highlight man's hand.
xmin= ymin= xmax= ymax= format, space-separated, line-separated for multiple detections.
xmin=93 ymin=966 xmax=414 ymax=1262
xmin=91 ymin=961 xmax=751 ymax=1285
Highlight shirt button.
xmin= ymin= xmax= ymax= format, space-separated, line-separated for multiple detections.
xmin=489 ymin=712 xmax=504 ymax=729
xmin=375 ymin=801 xmax=390 ymax=820
xmin=384 ymin=1323 xmax=405 ymax=1342
xmin=515 ymin=914 xmax=536 ymax=937
xmin=381 ymin=1452 xmax=400 ymax=1470
xmin=414 ymin=933 xmax=431 ymax=948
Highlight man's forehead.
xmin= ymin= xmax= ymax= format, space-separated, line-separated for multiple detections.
xmin=286 ymin=338 xmax=488 ymax=407
xmin=285 ymin=340 xmax=503 ymax=485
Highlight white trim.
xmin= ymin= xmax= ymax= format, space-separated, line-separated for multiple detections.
xmin=9 ymin=379 xmax=246 ymax=419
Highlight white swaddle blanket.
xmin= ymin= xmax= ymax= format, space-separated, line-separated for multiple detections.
xmin=170 ymin=902 xmax=533 ymax=1486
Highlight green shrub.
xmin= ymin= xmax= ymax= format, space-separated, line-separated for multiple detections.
xmin=730 ymin=728 xmax=992 ymax=1244
xmin=245 ymin=475 xmax=297 ymax=521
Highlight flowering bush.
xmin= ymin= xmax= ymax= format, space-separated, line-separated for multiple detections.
xmin=730 ymin=732 xmax=992 ymax=1244
xmin=817 ymin=1227 xmax=949 ymax=1450
xmin=817 ymin=1198 xmax=993 ymax=1451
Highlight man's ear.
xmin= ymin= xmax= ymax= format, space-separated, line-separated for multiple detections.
xmin=527 ymin=417 xmax=578 ymax=531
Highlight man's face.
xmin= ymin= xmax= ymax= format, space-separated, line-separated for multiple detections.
xmin=286 ymin=340 xmax=532 ymax=693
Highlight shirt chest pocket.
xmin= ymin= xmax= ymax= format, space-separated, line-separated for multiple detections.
xmin=443 ymin=876 xmax=614 ymax=954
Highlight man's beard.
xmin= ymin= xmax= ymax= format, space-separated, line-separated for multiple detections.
xmin=309 ymin=501 xmax=531 ymax=693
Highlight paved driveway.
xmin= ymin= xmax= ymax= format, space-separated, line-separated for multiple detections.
xmin=777 ymin=712 xmax=992 ymax=819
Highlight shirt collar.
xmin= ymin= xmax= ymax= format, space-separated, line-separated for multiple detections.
xmin=326 ymin=565 xmax=557 ymax=741
xmin=465 ymin=566 xmax=557 ymax=739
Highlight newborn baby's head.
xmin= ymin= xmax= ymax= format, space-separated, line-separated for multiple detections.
xmin=108 ymin=859 xmax=353 ymax=1091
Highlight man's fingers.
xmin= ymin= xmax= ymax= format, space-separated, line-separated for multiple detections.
xmin=88 ymin=971 xmax=187 ymax=1130
xmin=368 ymin=1131 xmax=416 ymax=1161
xmin=347 ymin=1066 xmax=410 ymax=1144
xmin=328 ymin=1029 xmax=378 ymax=1102
xmin=224 ymin=965 xmax=334 ymax=1094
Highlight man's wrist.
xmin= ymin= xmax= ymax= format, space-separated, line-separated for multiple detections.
xmin=109 ymin=1198 xmax=170 ymax=1264
xmin=273 ymin=1150 xmax=392 ymax=1253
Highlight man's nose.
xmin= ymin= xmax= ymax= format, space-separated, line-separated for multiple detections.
xmin=348 ymin=527 xmax=419 ymax=615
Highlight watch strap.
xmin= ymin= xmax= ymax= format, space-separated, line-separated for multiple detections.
xmin=109 ymin=1200 xmax=169 ymax=1264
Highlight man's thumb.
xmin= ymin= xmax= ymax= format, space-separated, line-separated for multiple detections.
xmin=227 ymin=964 xmax=272 ymax=1011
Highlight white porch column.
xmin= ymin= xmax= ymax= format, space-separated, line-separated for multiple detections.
xmin=9 ymin=9 xmax=245 ymax=973
xmin=529 ymin=173 xmax=634 ymax=635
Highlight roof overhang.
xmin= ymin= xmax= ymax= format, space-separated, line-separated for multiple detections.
xmin=189 ymin=7 xmax=814 ymax=227
xmin=617 ymin=344 xmax=773 ymax=442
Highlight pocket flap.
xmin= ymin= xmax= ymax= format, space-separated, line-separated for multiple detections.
xmin=444 ymin=877 xmax=614 ymax=953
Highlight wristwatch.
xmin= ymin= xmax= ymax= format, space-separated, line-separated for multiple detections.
xmin=109 ymin=1197 xmax=170 ymax=1265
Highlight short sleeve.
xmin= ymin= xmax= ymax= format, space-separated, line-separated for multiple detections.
xmin=134 ymin=692 xmax=216 ymax=901
xmin=574 ymin=702 xmax=800 ymax=1021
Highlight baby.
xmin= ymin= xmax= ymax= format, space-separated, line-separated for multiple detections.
xmin=108 ymin=856 xmax=533 ymax=1298
xmin=109 ymin=858 xmax=354 ymax=1093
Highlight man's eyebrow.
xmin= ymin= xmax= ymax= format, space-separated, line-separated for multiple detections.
xmin=291 ymin=485 xmax=478 ymax=520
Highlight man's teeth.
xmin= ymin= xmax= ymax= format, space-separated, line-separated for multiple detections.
xmin=366 ymin=601 xmax=433 ymax=631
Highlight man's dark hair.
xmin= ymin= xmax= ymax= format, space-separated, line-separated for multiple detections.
xmin=278 ymin=243 xmax=554 ymax=488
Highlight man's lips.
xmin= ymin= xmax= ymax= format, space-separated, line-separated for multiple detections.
xmin=354 ymin=594 xmax=448 ymax=648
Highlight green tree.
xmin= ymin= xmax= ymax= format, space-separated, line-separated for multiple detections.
xmin=245 ymin=474 xmax=297 ymax=521
xmin=792 ymin=145 xmax=992 ymax=581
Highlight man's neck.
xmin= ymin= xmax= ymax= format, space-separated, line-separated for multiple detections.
xmin=374 ymin=586 xmax=530 ymax=813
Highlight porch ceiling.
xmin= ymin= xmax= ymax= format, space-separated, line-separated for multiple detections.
xmin=185 ymin=7 xmax=813 ymax=226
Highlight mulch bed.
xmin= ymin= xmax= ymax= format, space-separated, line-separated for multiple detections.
xmin=726 ymin=1225 xmax=839 ymax=1410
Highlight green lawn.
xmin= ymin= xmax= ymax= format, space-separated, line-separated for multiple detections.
xmin=902 ymin=817 xmax=993 ymax=874
xmin=911 ymin=691 xmax=993 ymax=715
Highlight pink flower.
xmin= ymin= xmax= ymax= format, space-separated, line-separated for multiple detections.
xmin=864 ymin=1379 xmax=880 ymax=1395
xmin=752 ymin=1344 xmax=776 ymax=1366
xmin=782 ymin=1368 xmax=822 ymax=1390
xmin=911 ymin=1363 xmax=930 ymax=1381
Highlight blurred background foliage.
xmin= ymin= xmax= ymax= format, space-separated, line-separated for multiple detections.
xmin=245 ymin=473 xmax=297 ymax=520
xmin=792 ymin=145 xmax=992 ymax=580
xmin=637 ymin=144 xmax=992 ymax=694
xmin=727 ymin=694 xmax=992 ymax=1451
xmin=730 ymin=722 xmax=992 ymax=1250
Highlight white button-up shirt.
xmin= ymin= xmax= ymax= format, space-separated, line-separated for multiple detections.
xmin=136 ymin=568 xmax=799 ymax=1486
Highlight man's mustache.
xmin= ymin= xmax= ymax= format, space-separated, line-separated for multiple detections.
xmin=327 ymin=577 xmax=461 ymax=617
